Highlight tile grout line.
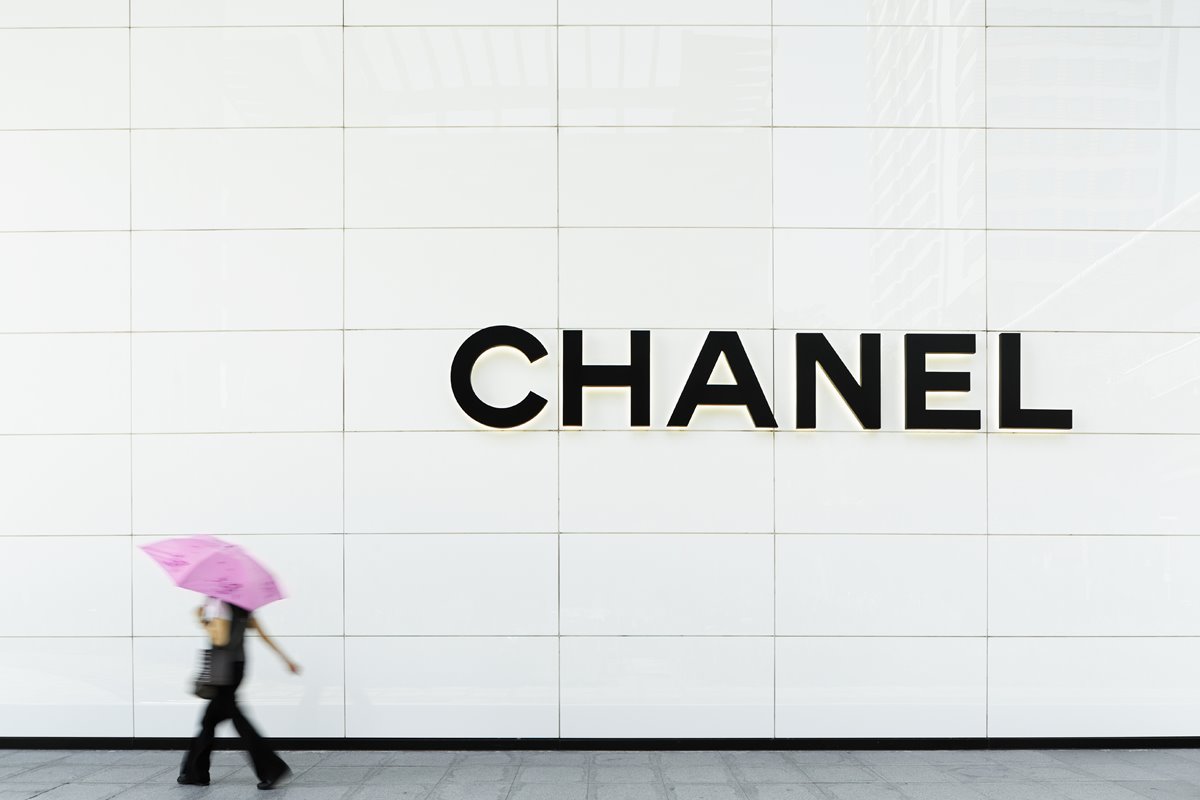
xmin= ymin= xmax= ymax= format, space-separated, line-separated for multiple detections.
xmin=769 ymin=0 xmax=777 ymax=741
xmin=341 ymin=0 xmax=348 ymax=741
xmin=555 ymin=0 xmax=562 ymax=740
xmin=127 ymin=0 xmax=135 ymax=739
xmin=984 ymin=5 xmax=991 ymax=740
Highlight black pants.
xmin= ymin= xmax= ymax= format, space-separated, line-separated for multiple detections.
xmin=180 ymin=660 xmax=288 ymax=782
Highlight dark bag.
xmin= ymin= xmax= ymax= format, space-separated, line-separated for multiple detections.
xmin=193 ymin=647 xmax=236 ymax=699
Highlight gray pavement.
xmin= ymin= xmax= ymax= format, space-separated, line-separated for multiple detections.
xmin=2 ymin=748 xmax=1200 ymax=800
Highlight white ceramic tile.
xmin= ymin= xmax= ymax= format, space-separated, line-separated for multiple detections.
xmin=345 ymin=534 xmax=557 ymax=635
xmin=346 ymin=128 xmax=555 ymax=227
xmin=988 ymin=129 xmax=1200 ymax=231
xmin=991 ymin=536 xmax=1200 ymax=637
xmin=560 ymin=0 xmax=770 ymax=24
xmin=559 ymin=229 xmax=772 ymax=329
xmin=773 ymin=330 xmax=986 ymax=431
xmin=0 ymin=435 xmax=129 ymax=535
xmin=561 ymin=534 xmax=773 ymax=635
xmin=986 ymin=0 xmax=1200 ymax=26
xmin=776 ymin=535 xmax=986 ymax=635
xmin=775 ymin=27 xmax=983 ymax=127
xmin=0 ymin=333 xmax=129 ymax=434
xmin=134 ymin=636 xmax=344 ymax=738
xmin=133 ymin=534 xmax=343 ymax=637
xmin=0 ymin=537 xmax=130 ymax=636
xmin=560 ymin=128 xmax=770 ymax=227
xmin=132 ymin=129 xmax=341 ymax=230
xmin=0 ymin=0 xmax=126 ymax=26
xmin=989 ymin=230 xmax=1200 ymax=333
xmin=560 ymin=637 xmax=774 ymax=738
xmin=986 ymin=332 xmax=1200 ymax=434
xmin=989 ymin=28 xmax=1200 ymax=129
xmin=132 ymin=433 xmax=342 ymax=534
xmin=346 ymin=0 xmax=555 ymax=25
xmin=132 ymin=331 xmax=342 ymax=433
xmin=559 ymin=27 xmax=770 ymax=126
xmin=988 ymin=638 xmax=1200 ymax=737
xmin=774 ymin=229 xmax=985 ymax=331
xmin=346 ymin=27 xmax=554 ymax=126
xmin=345 ymin=432 xmax=557 ymax=533
xmin=559 ymin=329 xmax=775 ymax=431
xmin=0 ymin=233 xmax=129 ymax=333
xmin=559 ymin=432 xmax=774 ymax=533
xmin=0 ymin=131 xmax=128 ymax=232
xmin=774 ymin=0 xmax=984 ymax=25
xmin=0 ymin=638 xmax=132 ymax=737
xmin=776 ymin=637 xmax=987 ymax=737
xmin=776 ymin=432 xmax=987 ymax=533
xmin=132 ymin=27 xmax=341 ymax=128
xmin=0 ymin=29 xmax=127 ymax=129
xmin=132 ymin=0 xmax=341 ymax=26
xmin=345 ymin=229 xmax=556 ymax=329
xmin=132 ymin=230 xmax=342 ymax=331
xmin=345 ymin=329 xmax=557 ymax=431
xmin=989 ymin=434 xmax=1200 ymax=535
xmin=775 ymin=128 xmax=985 ymax=229
xmin=345 ymin=636 xmax=558 ymax=738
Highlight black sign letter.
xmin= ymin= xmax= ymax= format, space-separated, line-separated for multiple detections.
xmin=904 ymin=333 xmax=981 ymax=430
xmin=668 ymin=331 xmax=777 ymax=428
xmin=998 ymin=332 xmax=1073 ymax=430
xmin=562 ymin=330 xmax=651 ymax=427
xmin=450 ymin=325 xmax=548 ymax=429
xmin=795 ymin=333 xmax=881 ymax=429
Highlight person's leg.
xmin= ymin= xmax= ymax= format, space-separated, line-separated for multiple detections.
xmin=225 ymin=661 xmax=288 ymax=784
xmin=228 ymin=700 xmax=288 ymax=783
xmin=180 ymin=689 xmax=233 ymax=782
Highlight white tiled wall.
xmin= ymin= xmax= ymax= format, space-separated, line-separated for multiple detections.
xmin=0 ymin=0 xmax=1196 ymax=741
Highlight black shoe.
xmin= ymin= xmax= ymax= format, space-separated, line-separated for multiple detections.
xmin=257 ymin=766 xmax=291 ymax=790
xmin=177 ymin=775 xmax=210 ymax=786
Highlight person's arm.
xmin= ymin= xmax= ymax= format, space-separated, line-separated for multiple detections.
xmin=196 ymin=605 xmax=230 ymax=646
xmin=249 ymin=617 xmax=300 ymax=674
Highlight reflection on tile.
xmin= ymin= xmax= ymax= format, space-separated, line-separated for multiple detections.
xmin=0 ymin=29 xmax=128 ymax=129
xmin=775 ymin=229 xmax=985 ymax=331
xmin=775 ymin=26 xmax=983 ymax=127
xmin=132 ymin=27 xmax=341 ymax=127
xmin=773 ymin=0 xmax=984 ymax=25
xmin=560 ymin=229 xmax=771 ymax=329
xmin=988 ymin=230 xmax=1200 ymax=332
xmin=986 ymin=0 xmax=1200 ymax=26
xmin=560 ymin=128 xmax=770 ymax=227
xmin=775 ymin=128 xmax=985 ymax=229
xmin=560 ymin=0 xmax=769 ymax=25
xmin=989 ymin=28 xmax=1200 ymax=129
xmin=560 ymin=27 xmax=770 ymax=126
xmin=988 ymin=129 xmax=1200 ymax=231
xmin=346 ymin=27 xmax=555 ymax=126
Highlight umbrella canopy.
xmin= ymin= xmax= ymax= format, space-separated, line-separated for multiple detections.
xmin=140 ymin=535 xmax=284 ymax=612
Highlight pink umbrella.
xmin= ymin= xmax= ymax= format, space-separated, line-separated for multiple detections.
xmin=140 ymin=535 xmax=284 ymax=612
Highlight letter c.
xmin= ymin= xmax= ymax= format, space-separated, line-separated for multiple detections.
xmin=450 ymin=325 xmax=548 ymax=428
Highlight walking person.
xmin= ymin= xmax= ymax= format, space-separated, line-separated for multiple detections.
xmin=138 ymin=535 xmax=299 ymax=791
xmin=178 ymin=595 xmax=300 ymax=790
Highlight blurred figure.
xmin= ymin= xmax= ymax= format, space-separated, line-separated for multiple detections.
xmin=178 ymin=596 xmax=300 ymax=791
